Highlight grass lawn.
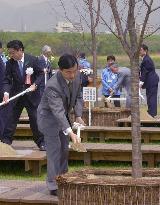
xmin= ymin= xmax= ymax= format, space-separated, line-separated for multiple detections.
xmin=0 ymin=160 xmax=133 ymax=181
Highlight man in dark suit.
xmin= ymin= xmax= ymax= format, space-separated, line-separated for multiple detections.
xmin=1 ymin=40 xmax=45 ymax=150
xmin=37 ymin=54 xmax=85 ymax=195
xmin=140 ymin=44 xmax=159 ymax=117
xmin=38 ymin=45 xmax=53 ymax=94
xmin=0 ymin=56 xmax=6 ymax=137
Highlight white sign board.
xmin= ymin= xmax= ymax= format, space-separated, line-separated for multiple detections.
xmin=83 ymin=87 xmax=96 ymax=102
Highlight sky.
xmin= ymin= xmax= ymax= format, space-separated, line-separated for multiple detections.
xmin=0 ymin=0 xmax=159 ymax=32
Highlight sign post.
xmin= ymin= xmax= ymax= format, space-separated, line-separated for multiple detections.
xmin=83 ymin=87 xmax=96 ymax=126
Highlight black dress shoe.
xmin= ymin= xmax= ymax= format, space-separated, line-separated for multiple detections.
xmin=38 ymin=143 xmax=46 ymax=151
xmin=1 ymin=138 xmax=12 ymax=145
xmin=50 ymin=190 xmax=58 ymax=196
xmin=37 ymin=140 xmax=46 ymax=151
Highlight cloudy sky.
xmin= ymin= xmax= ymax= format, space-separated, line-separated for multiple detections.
xmin=0 ymin=0 xmax=159 ymax=32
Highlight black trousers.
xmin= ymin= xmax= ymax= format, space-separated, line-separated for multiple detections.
xmin=0 ymin=98 xmax=12 ymax=138
xmin=2 ymin=95 xmax=44 ymax=145
xmin=146 ymin=85 xmax=158 ymax=117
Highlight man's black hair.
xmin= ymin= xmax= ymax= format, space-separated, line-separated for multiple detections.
xmin=141 ymin=44 xmax=148 ymax=52
xmin=79 ymin=52 xmax=86 ymax=59
xmin=107 ymin=55 xmax=116 ymax=61
xmin=7 ymin=40 xmax=24 ymax=51
xmin=0 ymin=41 xmax=2 ymax=48
xmin=58 ymin=54 xmax=78 ymax=70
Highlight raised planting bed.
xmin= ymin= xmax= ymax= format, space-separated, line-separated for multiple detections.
xmin=70 ymin=107 xmax=131 ymax=126
xmin=57 ymin=168 xmax=160 ymax=205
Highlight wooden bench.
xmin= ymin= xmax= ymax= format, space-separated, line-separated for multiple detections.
xmin=69 ymin=143 xmax=160 ymax=167
xmin=1 ymin=140 xmax=160 ymax=173
xmin=15 ymin=124 xmax=32 ymax=137
xmin=116 ymin=118 xmax=160 ymax=127
xmin=14 ymin=124 xmax=160 ymax=143
xmin=0 ymin=141 xmax=46 ymax=176
xmin=80 ymin=126 xmax=160 ymax=143
xmin=19 ymin=116 xmax=29 ymax=124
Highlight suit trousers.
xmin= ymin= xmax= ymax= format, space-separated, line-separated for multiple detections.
xmin=2 ymin=95 xmax=44 ymax=145
xmin=146 ymin=85 xmax=158 ymax=117
xmin=41 ymin=128 xmax=69 ymax=190
xmin=0 ymin=97 xmax=12 ymax=138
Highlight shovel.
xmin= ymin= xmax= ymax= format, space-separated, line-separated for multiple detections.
xmin=0 ymin=88 xmax=32 ymax=107
xmin=70 ymin=122 xmax=87 ymax=152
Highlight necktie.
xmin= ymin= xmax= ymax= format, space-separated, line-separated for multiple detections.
xmin=68 ymin=81 xmax=72 ymax=102
xmin=18 ymin=60 xmax=23 ymax=77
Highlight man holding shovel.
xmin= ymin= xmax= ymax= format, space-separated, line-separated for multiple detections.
xmin=1 ymin=40 xmax=45 ymax=151
xmin=110 ymin=63 xmax=131 ymax=108
xmin=37 ymin=54 xmax=85 ymax=196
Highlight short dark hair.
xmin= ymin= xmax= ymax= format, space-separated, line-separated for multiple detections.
xmin=0 ymin=42 xmax=2 ymax=48
xmin=141 ymin=44 xmax=148 ymax=52
xmin=7 ymin=40 xmax=24 ymax=51
xmin=58 ymin=54 xmax=78 ymax=70
xmin=107 ymin=55 xmax=116 ymax=61
xmin=79 ymin=52 xmax=86 ymax=59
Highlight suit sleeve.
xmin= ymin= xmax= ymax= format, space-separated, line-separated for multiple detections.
xmin=38 ymin=56 xmax=46 ymax=69
xmin=33 ymin=57 xmax=44 ymax=86
xmin=113 ymin=73 xmax=124 ymax=92
xmin=140 ymin=57 xmax=154 ymax=82
xmin=46 ymin=88 xmax=71 ymax=131
xmin=3 ymin=61 xmax=13 ymax=93
xmin=74 ymin=84 xmax=83 ymax=117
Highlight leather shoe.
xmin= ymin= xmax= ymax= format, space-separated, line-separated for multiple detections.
xmin=1 ymin=138 xmax=12 ymax=145
xmin=50 ymin=189 xmax=58 ymax=196
xmin=38 ymin=142 xmax=46 ymax=151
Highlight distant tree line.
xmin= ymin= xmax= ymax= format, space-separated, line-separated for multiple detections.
xmin=0 ymin=32 xmax=160 ymax=57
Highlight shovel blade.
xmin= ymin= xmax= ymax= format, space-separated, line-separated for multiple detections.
xmin=70 ymin=143 xmax=87 ymax=152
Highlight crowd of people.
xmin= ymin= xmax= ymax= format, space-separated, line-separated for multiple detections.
xmin=0 ymin=39 xmax=159 ymax=196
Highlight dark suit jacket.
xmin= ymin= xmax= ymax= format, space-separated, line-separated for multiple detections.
xmin=38 ymin=70 xmax=83 ymax=132
xmin=3 ymin=53 xmax=44 ymax=107
xmin=38 ymin=55 xmax=53 ymax=93
xmin=140 ymin=54 xmax=159 ymax=89
xmin=38 ymin=55 xmax=52 ymax=78
xmin=0 ymin=57 xmax=5 ymax=99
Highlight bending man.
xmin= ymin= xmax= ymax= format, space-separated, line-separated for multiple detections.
xmin=37 ymin=54 xmax=85 ymax=196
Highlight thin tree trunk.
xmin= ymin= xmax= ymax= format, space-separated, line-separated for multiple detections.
xmin=130 ymin=57 xmax=142 ymax=178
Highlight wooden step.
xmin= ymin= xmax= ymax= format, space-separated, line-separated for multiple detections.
xmin=69 ymin=142 xmax=160 ymax=167
xmin=0 ymin=141 xmax=46 ymax=176
xmin=14 ymin=124 xmax=160 ymax=143
xmin=5 ymin=140 xmax=160 ymax=168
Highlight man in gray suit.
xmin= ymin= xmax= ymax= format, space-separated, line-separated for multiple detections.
xmin=37 ymin=54 xmax=85 ymax=196
xmin=110 ymin=63 xmax=131 ymax=108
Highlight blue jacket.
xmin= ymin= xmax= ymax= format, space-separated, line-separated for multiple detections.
xmin=79 ymin=58 xmax=91 ymax=69
xmin=101 ymin=67 xmax=120 ymax=96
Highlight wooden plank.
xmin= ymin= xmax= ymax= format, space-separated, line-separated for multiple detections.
xmin=68 ymin=143 xmax=160 ymax=167
xmin=116 ymin=118 xmax=160 ymax=127
xmin=0 ymin=180 xmax=58 ymax=205
xmin=14 ymin=125 xmax=160 ymax=143
xmin=0 ymin=146 xmax=46 ymax=176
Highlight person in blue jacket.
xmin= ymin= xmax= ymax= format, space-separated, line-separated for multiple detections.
xmin=101 ymin=55 xmax=121 ymax=107
xmin=78 ymin=52 xmax=91 ymax=69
